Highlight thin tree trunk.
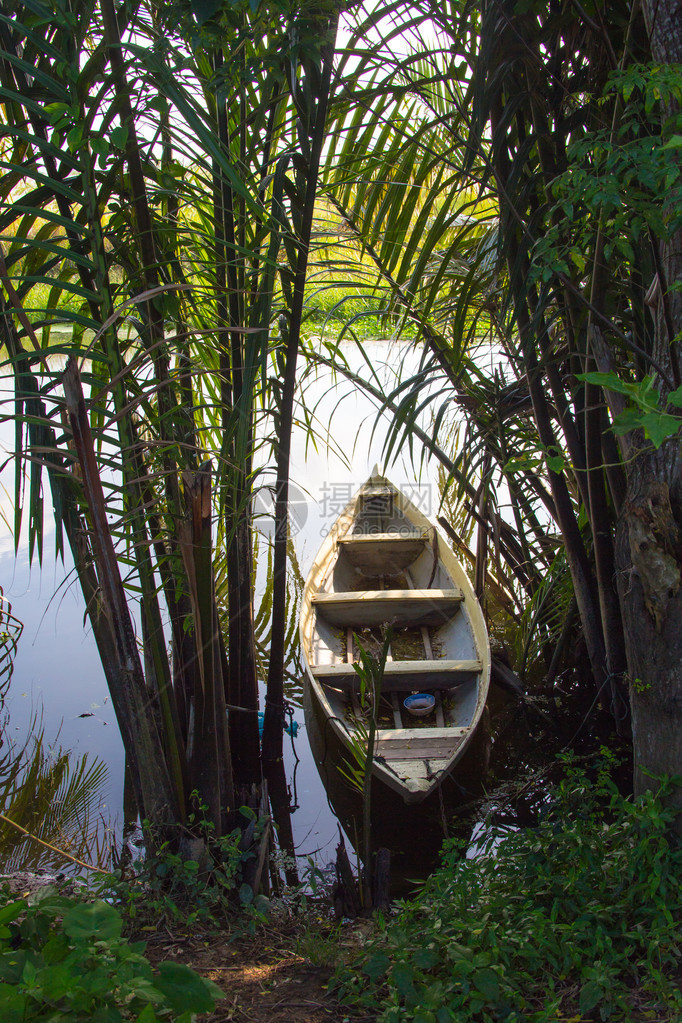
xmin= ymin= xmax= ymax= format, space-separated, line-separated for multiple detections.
xmin=474 ymin=453 xmax=490 ymax=601
xmin=180 ymin=466 xmax=234 ymax=832
xmin=515 ymin=304 xmax=610 ymax=704
xmin=208 ymin=45 xmax=262 ymax=790
xmin=262 ymin=15 xmax=339 ymax=763
xmin=616 ymin=466 xmax=682 ymax=816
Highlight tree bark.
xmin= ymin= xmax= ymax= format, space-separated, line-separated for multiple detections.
xmin=616 ymin=469 xmax=682 ymax=813
xmin=262 ymin=14 xmax=338 ymax=763
xmin=618 ymin=0 xmax=682 ymax=821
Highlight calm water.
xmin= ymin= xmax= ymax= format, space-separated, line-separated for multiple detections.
xmin=0 ymin=337 xmax=451 ymax=872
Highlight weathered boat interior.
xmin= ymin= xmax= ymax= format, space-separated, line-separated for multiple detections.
xmin=303 ymin=479 xmax=488 ymax=799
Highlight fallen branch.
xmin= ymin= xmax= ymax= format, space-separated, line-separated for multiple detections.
xmin=0 ymin=812 xmax=108 ymax=875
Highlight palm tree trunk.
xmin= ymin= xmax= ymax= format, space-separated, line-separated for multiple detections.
xmin=262 ymin=14 xmax=339 ymax=763
xmin=62 ymin=357 xmax=181 ymax=835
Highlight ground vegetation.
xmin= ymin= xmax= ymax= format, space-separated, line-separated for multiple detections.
xmin=333 ymin=762 xmax=682 ymax=1023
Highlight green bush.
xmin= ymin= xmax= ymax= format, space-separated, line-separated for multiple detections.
xmin=332 ymin=762 xmax=682 ymax=1022
xmin=104 ymin=801 xmax=270 ymax=931
xmin=0 ymin=887 xmax=223 ymax=1022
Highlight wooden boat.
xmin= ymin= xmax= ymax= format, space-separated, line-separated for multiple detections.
xmin=300 ymin=471 xmax=491 ymax=804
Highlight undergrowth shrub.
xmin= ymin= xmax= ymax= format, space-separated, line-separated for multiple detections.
xmin=0 ymin=887 xmax=223 ymax=1021
xmin=104 ymin=800 xmax=270 ymax=931
xmin=332 ymin=762 xmax=682 ymax=1022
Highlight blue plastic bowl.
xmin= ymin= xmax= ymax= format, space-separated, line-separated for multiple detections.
xmin=403 ymin=693 xmax=436 ymax=717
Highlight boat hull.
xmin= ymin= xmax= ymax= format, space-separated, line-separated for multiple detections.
xmin=303 ymin=679 xmax=489 ymax=890
xmin=300 ymin=473 xmax=491 ymax=804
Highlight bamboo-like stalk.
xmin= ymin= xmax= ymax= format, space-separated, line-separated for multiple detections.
xmin=512 ymin=296 xmax=610 ymax=700
xmin=474 ymin=454 xmax=490 ymax=601
xmin=62 ymin=357 xmax=181 ymax=834
xmin=206 ymin=43 xmax=263 ymax=790
xmin=262 ymin=12 xmax=340 ymax=764
xmin=179 ymin=466 xmax=234 ymax=832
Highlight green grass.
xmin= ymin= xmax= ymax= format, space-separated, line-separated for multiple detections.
xmin=2 ymin=279 xmax=409 ymax=351
xmin=332 ymin=758 xmax=682 ymax=1023
xmin=302 ymin=283 xmax=418 ymax=342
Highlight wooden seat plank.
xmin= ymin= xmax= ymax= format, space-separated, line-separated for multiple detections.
xmin=311 ymin=659 xmax=481 ymax=690
xmin=375 ymin=730 xmax=468 ymax=761
xmin=312 ymin=588 xmax=463 ymax=627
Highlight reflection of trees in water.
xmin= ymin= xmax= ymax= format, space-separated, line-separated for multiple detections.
xmin=0 ymin=584 xmax=22 ymax=702
xmin=0 ymin=585 xmax=108 ymax=873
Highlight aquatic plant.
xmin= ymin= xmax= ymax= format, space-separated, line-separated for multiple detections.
xmin=0 ymin=587 xmax=109 ymax=873
xmin=337 ymin=628 xmax=392 ymax=909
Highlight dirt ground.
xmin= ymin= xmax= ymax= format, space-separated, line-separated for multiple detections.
xmin=142 ymin=916 xmax=378 ymax=1023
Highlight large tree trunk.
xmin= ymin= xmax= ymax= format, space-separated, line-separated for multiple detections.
xmin=616 ymin=469 xmax=682 ymax=812
xmin=619 ymin=0 xmax=682 ymax=821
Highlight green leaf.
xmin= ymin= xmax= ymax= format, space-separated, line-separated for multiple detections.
xmin=239 ymin=883 xmax=254 ymax=905
xmin=0 ymin=901 xmax=26 ymax=926
xmin=640 ymin=412 xmax=681 ymax=448
xmin=569 ymin=249 xmax=585 ymax=273
xmin=363 ymin=953 xmax=390 ymax=980
xmin=66 ymin=124 xmax=83 ymax=151
xmin=472 ymin=967 xmax=500 ymax=1002
xmin=148 ymin=96 xmax=169 ymax=115
xmin=412 ymin=948 xmax=439 ymax=970
xmin=156 ymin=961 xmax=223 ymax=1014
xmin=612 ymin=408 xmax=645 ymax=434
xmin=42 ymin=102 xmax=71 ymax=124
xmin=0 ymin=983 xmax=26 ymax=1023
xmin=135 ymin=1005 xmax=159 ymax=1023
xmin=35 ymin=962 xmax=73 ymax=1002
xmin=110 ymin=125 xmax=128 ymax=150
xmin=668 ymin=385 xmax=682 ymax=408
xmin=579 ymin=371 xmax=635 ymax=397
xmin=392 ymin=962 xmax=416 ymax=1000
xmin=414 ymin=1012 xmax=436 ymax=1023
xmin=63 ymin=901 xmax=122 ymax=942
xmin=90 ymin=136 xmax=109 ymax=158
xmin=545 ymin=453 xmax=565 ymax=473
xmin=190 ymin=0 xmax=222 ymax=25
xmin=0 ymin=948 xmax=26 ymax=983
xmin=579 ymin=980 xmax=603 ymax=1015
